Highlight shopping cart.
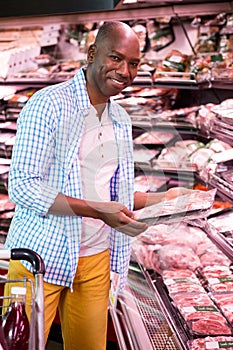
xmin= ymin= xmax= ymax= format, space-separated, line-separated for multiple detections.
xmin=0 ymin=248 xmax=45 ymax=350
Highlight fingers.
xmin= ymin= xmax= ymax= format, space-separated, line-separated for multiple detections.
xmin=121 ymin=206 xmax=135 ymax=218
xmin=166 ymin=187 xmax=193 ymax=200
xmin=115 ymin=216 xmax=148 ymax=236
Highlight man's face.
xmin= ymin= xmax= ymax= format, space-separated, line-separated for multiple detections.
xmin=88 ymin=30 xmax=140 ymax=101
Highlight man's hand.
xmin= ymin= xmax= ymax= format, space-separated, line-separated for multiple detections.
xmin=94 ymin=201 xmax=148 ymax=236
xmin=165 ymin=187 xmax=194 ymax=201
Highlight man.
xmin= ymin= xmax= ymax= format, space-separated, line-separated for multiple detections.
xmin=5 ymin=21 xmax=191 ymax=349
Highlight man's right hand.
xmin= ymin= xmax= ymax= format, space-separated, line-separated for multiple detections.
xmin=93 ymin=201 xmax=148 ymax=237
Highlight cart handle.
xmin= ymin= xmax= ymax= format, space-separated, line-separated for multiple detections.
xmin=11 ymin=248 xmax=45 ymax=275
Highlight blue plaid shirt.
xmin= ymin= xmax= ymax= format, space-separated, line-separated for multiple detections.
xmin=5 ymin=68 xmax=135 ymax=291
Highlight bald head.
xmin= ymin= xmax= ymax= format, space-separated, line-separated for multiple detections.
xmin=94 ymin=21 xmax=140 ymax=48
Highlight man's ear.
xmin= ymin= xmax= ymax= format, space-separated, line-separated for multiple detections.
xmin=87 ymin=44 xmax=96 ymax=63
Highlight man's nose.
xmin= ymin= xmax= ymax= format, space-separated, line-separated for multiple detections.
xmin=116 ymin=61 xmax=129 ymax=77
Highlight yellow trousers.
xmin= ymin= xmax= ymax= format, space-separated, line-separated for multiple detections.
xmin=5 ymin=249 xmax=110 ymax=350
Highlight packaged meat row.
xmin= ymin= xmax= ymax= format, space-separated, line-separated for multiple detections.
xmin=154 ymin=138 xmax=232 ymax=172
xmin=132 ymin=220 xmax=233 ymax=346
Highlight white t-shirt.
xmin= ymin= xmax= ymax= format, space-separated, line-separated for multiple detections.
xmin=79 ymin=105 xmax=118 ymax=256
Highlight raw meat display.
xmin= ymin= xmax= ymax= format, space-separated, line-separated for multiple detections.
xmin=172 ymin=291 xmax=232 ymax=335
xmin=154 ymin=139 xmax=202 ymax=170
xmin=132 ymin=218 xmax=233 ymax=343
xmin=154 ymin=137 xmax=232 ymax=172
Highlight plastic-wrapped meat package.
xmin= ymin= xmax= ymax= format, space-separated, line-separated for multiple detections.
xmin=165 ymin=281 xmax=204 ymax=294
xmin=171 ymin=292 xmax=211 ymax=307
xmin=137 ymin=224 xmax=170 ymax=244
xmin=162 ymin=271 xmax=205 ymax=294
xmin=134 ymin=174 xmax=168 ymax=192
xmin=171 ymin=292 xmax=232 ymax=335
xmin=199 ymin=248 xmax=232 ymax=267
xmin=133 ymin=148 xmax=159 ymax=164
xmin=135 ymin=189 xmax=216 ymax=226
xmin=208 ymin=211 xmax=233 ymax=233
xmin=195 ymin=239 xmax=218 ymax=256
xmin=208 ymin=275 xmax=233 ymax=292
xmin=212 ymin=293 xmax=233 ymax=323
xmin=201 ymin=265 xmax=232 ymax=279
xmin=160 ymin=223 xmax=209 ymax=252
xmin=190 ymin=336 xmax=233 ymax=350
xmin=162 ymin=269 xmax=199 ymax=280
xmin=156 ymin=139 xmax=203 ymax=169
xmin=157 ymin=244 xmax=201 ymax=271
xmin=131 ymin=239 xmax=160 ymax=271
xmin=133 ymin=130 xmax=175 ymax=145
xmin=156 ymin=144 xmax=191 ymax=168
xmin=138 ymin=222 xmax=209 ymax=249
xmin=189 ymin=312 xmax=232 ymax=335
xmin=189 ymin=148 xmax=215 ymax=170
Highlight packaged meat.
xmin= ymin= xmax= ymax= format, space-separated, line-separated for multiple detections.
xmin=134 ymin=174 xmax=168 ymax=192
xmin=190 ymin=336 xmax=233 ymax=350
xmin=208 ymin=276 xmax=233 ymax=293
xmin=165 ymin=280 xmax=205 ymax=294
xmin=157 ymin=244 xmax=201 ymax=271
xmin=131 ymin=239 xmax=160 ymax=271
xmin=171 ymin=292 xmax=212 ymax=307
xmin=172 ymin=292 xmax=232 ymax=335
xmin=212 ymin=293 xmax=233 ymax=323
xmin=135 ymin=189 xmax=216 ymax=226
xmin=162 ymin=269 xmax=198 ymax=281
xmin=208 ymin=210 xmax=233 ymax=233
xmin=200 ymin=265 xmax=232 ymax=279
xmin=199 ymin=249 xmax=231 ymax=267
xmin=190 ymin=315 xmax=232 ymax=335
xmin=133 ymin=148 xmax=159 ymax=165
xmin=133 ymin=130 xmax=175 ymax=145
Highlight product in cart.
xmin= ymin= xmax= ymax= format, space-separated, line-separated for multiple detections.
xmin=1 ymin=286 xmax=30 ymax=350
xmin=0 ymin=325 xmax=8 ymax=350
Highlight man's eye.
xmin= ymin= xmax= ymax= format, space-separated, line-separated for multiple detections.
xmin=111 ymin=56 xmax=120 ymax=61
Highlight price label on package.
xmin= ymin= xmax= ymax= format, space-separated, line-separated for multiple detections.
xmin=109 ymin=272 xmax=120 ymax=309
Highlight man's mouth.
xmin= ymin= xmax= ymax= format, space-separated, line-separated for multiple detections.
xmin=111 ymin=78 xmax=127 ymax=87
